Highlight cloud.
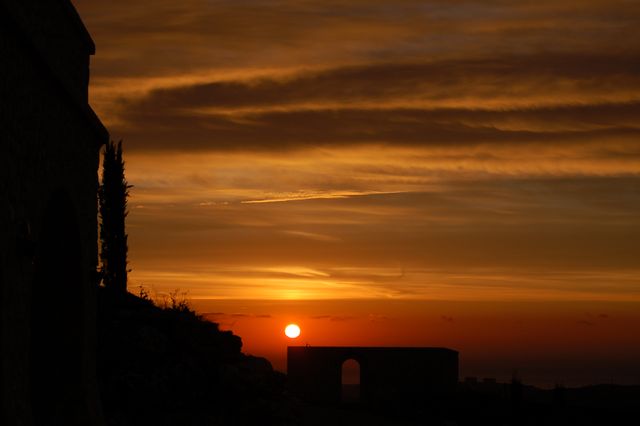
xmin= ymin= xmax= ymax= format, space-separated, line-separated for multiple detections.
xmin=76 ymin=0 xmax=640 ymax=81
xmin=368 ymin=314 xmax=389 ymax=322
xmin=113 ymin=105 xmax=640 ymax=152
xmin=126 ymin=175 xmax=640 ymax=293
xmin=74 ymin=0 xmax=640 ymax=152
xmin=283 ymin=230 xmax=341 ymax=242
xmin=202 ymin=312 xmax=272 ymax=321
xmin=241 ymin=191 xmax=386 ymax=204
xmin=310 ymin=315 xmax=331 ymax=319
xmin=310 ymin=315 xmax=356 ymax=322
xmin=104 ymin=52 xmax=640 ymax=152
xmin=123 ymin=54 xmax=640 ymax=113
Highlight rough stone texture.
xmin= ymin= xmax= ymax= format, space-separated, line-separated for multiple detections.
xmin=287 ymin=346 xmax=459 ymax=405
xmin=0 ymin=1 xmax=108 ymax=424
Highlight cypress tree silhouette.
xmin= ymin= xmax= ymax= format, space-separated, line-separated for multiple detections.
xmin=99 ymin=140 xmax=131 ymax=293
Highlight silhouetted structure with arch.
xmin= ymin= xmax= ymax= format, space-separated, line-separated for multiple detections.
xmin=1 ymin=1 xmax=108 ymax=424
xmin=288 ymin=346 xmax=458 ymax=405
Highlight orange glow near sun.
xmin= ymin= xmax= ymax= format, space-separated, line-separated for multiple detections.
xmin=284 ymin=323 xmax=301 ymax=338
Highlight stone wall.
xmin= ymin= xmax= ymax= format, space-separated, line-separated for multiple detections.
xmin=0 ymin=1 xmax=108 ymax=424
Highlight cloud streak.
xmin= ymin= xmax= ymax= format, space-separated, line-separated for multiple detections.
xmin=125 ymin=54 xmax=640 ymax=111
xmin=106 ymin=53 xmax=640 ymax=151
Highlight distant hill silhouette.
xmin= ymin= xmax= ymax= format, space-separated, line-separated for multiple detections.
xmin=97 ymin=288 xmax=291 ymax=426
xmin=446 ymin=380 xmax=640 ymax=426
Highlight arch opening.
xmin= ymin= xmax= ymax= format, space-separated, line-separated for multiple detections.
xmin=341 ymin=358 xmax=361 ymax=403
xmin=30 ymin=192 xmax=85 ymax=425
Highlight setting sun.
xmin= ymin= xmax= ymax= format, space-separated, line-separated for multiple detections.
xmin=284 ymin=324 xmax=301 ymax=339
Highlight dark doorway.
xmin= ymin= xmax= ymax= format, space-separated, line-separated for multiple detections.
xmin=341 ymin=358 xmax=361 ymax=403
xmin=30 ymin=192 xmax=85 ymax=425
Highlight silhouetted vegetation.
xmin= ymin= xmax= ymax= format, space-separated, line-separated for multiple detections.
xmin=97 ymin=289 xmax=291 ymax=426
xmin=99 ymin=140 xmax=130 ymax=293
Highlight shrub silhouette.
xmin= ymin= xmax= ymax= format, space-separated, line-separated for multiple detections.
xmin=96 ymin=288 xmax=289 ymax=425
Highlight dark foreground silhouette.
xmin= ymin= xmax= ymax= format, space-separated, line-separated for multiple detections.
xmin=97 ymin=290 xmax=639 ymax=426
xmin=97 ymin=288 xmax=291 ymax=425
xmin=289 ymin=382 xmax=640 ymax=426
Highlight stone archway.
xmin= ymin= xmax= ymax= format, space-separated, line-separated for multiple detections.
xmin=30 ymin=192 xmax=86 ymax=425
xmin=288 ymin=346 xmax=458 ymax=404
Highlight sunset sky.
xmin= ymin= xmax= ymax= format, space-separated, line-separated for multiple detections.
xmin=72 ymin=0 xmax=640 ymax=385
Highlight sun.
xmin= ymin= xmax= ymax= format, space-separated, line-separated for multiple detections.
xmin=284 ymin=323 xmax=301 ymax=339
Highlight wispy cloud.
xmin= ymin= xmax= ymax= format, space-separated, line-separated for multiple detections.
xmin=240 ymin=191 xmax=386 ymax=204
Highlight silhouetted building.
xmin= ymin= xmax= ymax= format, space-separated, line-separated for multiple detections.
xmin=1 ymin=1 xmax=108 ymax=424
xmin=287 ymin=346 xmax=458 ymax=405
xmin=464 ymin=376 xmax=479 ymax=385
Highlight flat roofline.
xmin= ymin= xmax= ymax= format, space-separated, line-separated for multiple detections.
xmin=288 ymin=346 xmax=458 ymax=353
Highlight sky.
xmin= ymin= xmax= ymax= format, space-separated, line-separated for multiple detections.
xmin=72 ymin=0 xmax=640 ymax=385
